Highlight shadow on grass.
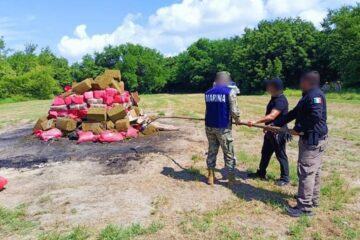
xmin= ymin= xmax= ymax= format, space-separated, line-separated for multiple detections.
xmin=161 ymin=155 xmax=291 ymax=208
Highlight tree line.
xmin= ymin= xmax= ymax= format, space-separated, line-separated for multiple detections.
xmin=0 ymin=4 xmax=359 ymax=100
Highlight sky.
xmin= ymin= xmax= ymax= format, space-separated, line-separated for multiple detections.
xmin=0 ymin=0 xmax=358 ymax=62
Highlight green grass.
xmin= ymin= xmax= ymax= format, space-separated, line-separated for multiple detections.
xmin=39 ymin=226 xmax=90 ymax=240
xmin=288 ymin=216 xmax=311 ymax=240
xmin=320 ymin=172 xmax=359 ymax=211
xmin=0 ymin=204 xmax=36 ymax=236
xmin=98 ymin=222 xmax=163 ymax=240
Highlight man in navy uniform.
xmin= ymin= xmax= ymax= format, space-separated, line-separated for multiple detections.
xmin=205 ymin=71 xmax=241 ymax=186
xmin=248 ymin=79 xmax=290 ymax=186
xmin=275 ymin=71 xmax=328 ymax=217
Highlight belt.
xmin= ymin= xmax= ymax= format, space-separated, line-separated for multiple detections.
xmin=300 ymin=134 xmax=328 ymax=140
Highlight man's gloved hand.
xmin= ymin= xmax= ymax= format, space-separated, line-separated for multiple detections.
xmin=276 ymin=126 xmax=293 ymax=144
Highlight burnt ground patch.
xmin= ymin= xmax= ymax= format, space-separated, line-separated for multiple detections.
xmin=0 ymin=127 xmax=180 ymax=173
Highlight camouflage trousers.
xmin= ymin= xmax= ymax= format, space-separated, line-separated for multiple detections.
xmin=205 ymin=127 xmax=236 ymax=172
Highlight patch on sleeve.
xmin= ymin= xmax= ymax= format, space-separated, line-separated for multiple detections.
xmin=313 ymin=97 xmax=322 ymax=104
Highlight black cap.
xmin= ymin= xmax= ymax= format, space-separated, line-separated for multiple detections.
xmin=265 ymin=78 xmax=283 ymax=91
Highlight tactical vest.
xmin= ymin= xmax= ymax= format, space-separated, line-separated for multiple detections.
xmin=205 ymin=85 xmax=231 ymax=128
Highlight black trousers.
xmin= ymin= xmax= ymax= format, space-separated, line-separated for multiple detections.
xmin=258 ymin=132 xmax=289 ymax=182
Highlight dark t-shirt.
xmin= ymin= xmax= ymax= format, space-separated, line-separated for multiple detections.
xmin=265 ymin=94 xmax=288 ymax=126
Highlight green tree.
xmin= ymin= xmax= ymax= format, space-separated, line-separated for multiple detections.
xmin=95 ymin=44 xmax=169 ymax=92
xmin=231 ymin=18 xmax=319 ymax=93
xmin=322 ymin=4 xmax=360 ymax=87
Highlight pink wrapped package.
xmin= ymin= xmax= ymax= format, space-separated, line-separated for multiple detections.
xmin=64 ymin=96 xmax=72 ymax=105
xmin=94 ymin=90 xmax=105 ymax=99
xmin=99 ymin=131 xmax=124 ymax=143
xmin=72 ymin=95 xmax=84 ymax=104
xmin=103 ymin=96 xmax=114 ymax=105
xmin=105 ymin=88 xmax=118 ymax=97
xmin=77 ymin=131 xmax=99 ymax=144
xmin=84 ymin=91 xmax=94 ymax=99
xmin=126 ymin=127 xmax=139 ymax=138
xmin=52 ymin=96 xmax=65 ymax=106
xmin=48 ymin=110 xmax=58 ymax=119
xmin=37 ymin=128 xmax=63 ymax=141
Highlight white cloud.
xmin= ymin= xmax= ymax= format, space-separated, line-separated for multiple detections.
xmin=57 ymin=0 xmax=358 ymax=61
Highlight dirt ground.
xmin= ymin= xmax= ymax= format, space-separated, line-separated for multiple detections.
xmin=0 ymin=94 xmax=359 ymax=240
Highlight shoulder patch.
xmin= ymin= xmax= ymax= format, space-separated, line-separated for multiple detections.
xmin=313 ymin=97 xmax=322 ymax=104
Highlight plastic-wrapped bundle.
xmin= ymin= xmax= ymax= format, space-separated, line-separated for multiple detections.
xmin=99 ymin=131 xmax=124 ymax=142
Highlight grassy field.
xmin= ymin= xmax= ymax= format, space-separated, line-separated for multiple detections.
xmin=0 ymin=93 xmax=359 ymax=240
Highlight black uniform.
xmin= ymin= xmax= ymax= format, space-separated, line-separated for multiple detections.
xmin=275 ymin=87 xmax=328 ymax=142
xmin=276 ymin=87 xmax=328 ymax=212
xmin=258 ymin=94 xmax=289 ymax=182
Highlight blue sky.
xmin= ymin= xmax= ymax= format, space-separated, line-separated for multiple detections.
xmin=0 ymin=0 xmax=358 ymax=62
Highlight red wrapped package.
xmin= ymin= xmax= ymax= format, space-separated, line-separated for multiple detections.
xmin=77 ymin=131 xmax=99 ymax=144
xmin=0 ymin=176 xmax=8 ymax=190
xmin=78 ymin=109 xmax=88 ymax=118
xmin=64 ymin=85 xmax=72 ymax=92
xmin=37 ymin=128 xmax=63 ymax=141
xmin=103 ymin=96 xmax=114 ymax=105
xmin=94 ymin=90 xmax=105 ymax=99
xmin=99 ymin=131 xmax=124 ymax=142
xmin=84 ymin=91 xmax=94 ymax=99
xmin=105 ymin=88 xmax=118 ymax=97
xmin=52 ymin=96 xmax=65 ymax=106
xmin=57 ymin=110 xmax=69 ymax=117
xmin=64 ymin=96 xmax=72 ymax=105
xmin=72 ymin=95 xmax=84 ymax=104
xmin=126 ymin=127 xmax=139 ymax=138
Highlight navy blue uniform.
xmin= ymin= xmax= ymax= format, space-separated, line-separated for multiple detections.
xmin=258 ymin=94 xmax=290 ymax=182
xmin=205 ymin=85 xmax=232 ymax=128
xmin=275 ymin=88 xmax=328 ymax=143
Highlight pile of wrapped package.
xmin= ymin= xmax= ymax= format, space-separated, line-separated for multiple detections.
xmin=33 ymin=69 xmax=157 ymax=143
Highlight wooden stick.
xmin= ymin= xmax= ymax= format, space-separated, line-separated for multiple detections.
xmin=153 ymin=116 xmax=302 ymax=136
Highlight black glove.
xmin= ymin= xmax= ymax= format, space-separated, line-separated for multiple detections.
xmin=276 ymin=126 xmax=293 ymax=144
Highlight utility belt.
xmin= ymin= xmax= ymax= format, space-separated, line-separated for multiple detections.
xmin=301 ymin=131 xmax=327 ymax=145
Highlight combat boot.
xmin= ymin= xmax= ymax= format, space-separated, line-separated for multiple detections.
xmin=207 ymin=169 xmax=215 ymax=185
xmin=228 ymin=173 xmax=236 ymax=187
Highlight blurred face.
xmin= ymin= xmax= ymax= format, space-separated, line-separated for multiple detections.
xmin=215 ymin=76 xmax=230 ymax=86
xmin=300 ymin=78 xmax=311 ymax=91
xmin=266 ymin=84 xmax=278 ymax=96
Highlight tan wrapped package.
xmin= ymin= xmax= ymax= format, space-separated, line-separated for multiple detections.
xmin=87 ymin=107 xmax=107 ymax=122
xmin=142 ymin=124 xmax=157 ymax=135
xmin=61 ymin=91 xmax=73 ymax=97
xmin=130 ymin=91 xmax=140 ymax=106
xmin=115 ymin=119 xmax=130 ymax=132
xmin=106 ymin=120 xmax=115 ymax=130
xmin=132 ymin=106 xmax=142 ymax=116
xmin=72 ymin=78 xmax=93 ymax=94
xmin=107 ymin=105 xmax=127 ymax=122
xmin=110 ymin=79 xmax=124 ymax=94
xmin=56 ymin=118 xmax=77 ymax=132
xmin=104 ymin=69 xmax=121 ymax=80
xmin=33 ymin=116 xmax=48 ymax=131
xmin=93 ymin=75 xmax=113 ymax=90
xmin=41 ymin=119 xmax=56 ymax=131
xmin=82 ymin=122 xmax=106 ymax=134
